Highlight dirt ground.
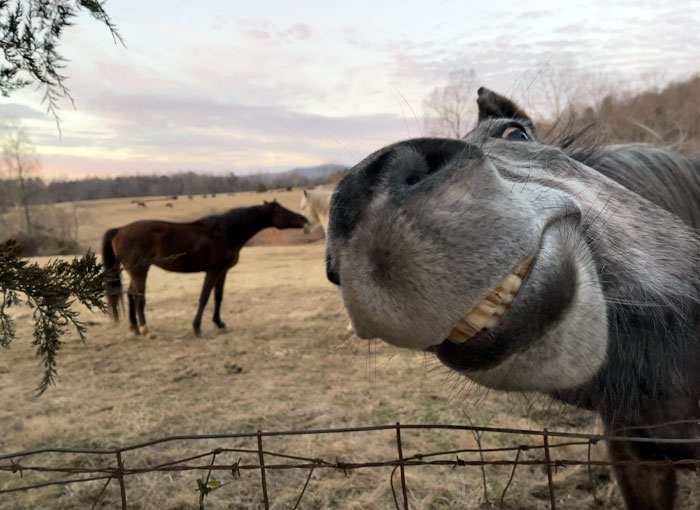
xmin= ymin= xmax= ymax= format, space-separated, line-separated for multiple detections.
xmin=1 ymin=192 xmax=699 ymax=509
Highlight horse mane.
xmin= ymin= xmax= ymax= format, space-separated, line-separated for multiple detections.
xmin=593 ymin=145 xmax=700 ymax=228
xmin=194 ymin=204 xmax=266 ymax=230
xmin=544 ymin=120 xmax=605 ymax=168
xmin=544 ymin=120 xmax=700 ymax=228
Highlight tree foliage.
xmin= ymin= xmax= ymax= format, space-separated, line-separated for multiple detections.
xmin=1 ymin=0 xmax=118 ymax=393
xmin=0 ymin=0 xmax=122 ymax=128
xmin=0 ymin=240 xmax=105 ymax=393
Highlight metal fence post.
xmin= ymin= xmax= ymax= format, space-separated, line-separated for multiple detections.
xmin=116 ymin=451 xmax=127 ymax=510
xmin=543 ymin=429 xmax=556 ymax=510
xmin=257 ymin=431 xmax=270 ymax=510
xmin=395 ymin=422 xmax=409 ymax=510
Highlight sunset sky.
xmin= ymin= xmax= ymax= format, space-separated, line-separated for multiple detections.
xmin=1 ymin=0 xmax=699 ymax=179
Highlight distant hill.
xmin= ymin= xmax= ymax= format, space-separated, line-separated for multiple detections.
xmin=256 ymin=164 xmax=347 ymax=183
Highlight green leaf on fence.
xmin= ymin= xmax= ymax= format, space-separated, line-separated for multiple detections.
xmin=196 ymin=478 xmax=211 ymax=496
xmin=207 ymin=480 xmax=221 ymax=488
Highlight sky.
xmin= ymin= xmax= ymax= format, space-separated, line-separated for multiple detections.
xmin=1 ymin=0 xmax=699 ymax=179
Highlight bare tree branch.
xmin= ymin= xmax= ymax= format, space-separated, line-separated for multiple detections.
xmin=423 ymin=69 xmax=479 ymax=138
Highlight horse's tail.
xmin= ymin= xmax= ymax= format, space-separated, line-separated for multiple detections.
xmin=102 ymin=228 xmax=123 ymax=321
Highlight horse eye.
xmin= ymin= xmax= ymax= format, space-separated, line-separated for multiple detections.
xmin=502 ymin=126 xmax=529 ymax=141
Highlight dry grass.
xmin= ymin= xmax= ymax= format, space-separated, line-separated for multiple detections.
xmin=2 ymin=191 xmax=699 ymax=509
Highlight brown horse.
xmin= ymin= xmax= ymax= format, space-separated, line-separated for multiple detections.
xmin=102 ymin=200 xmax=307 ymax=338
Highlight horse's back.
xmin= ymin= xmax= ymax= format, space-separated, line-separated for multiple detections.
xmin=113 ymin=220 xmax=201 ymax=246
xmin=112 ymin=220 xmax=214 ymax=272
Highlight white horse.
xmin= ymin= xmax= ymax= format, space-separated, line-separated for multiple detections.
xmin=300 ymin=188 xmax=354 ymax=332
xmin=300 ymin=189 xmax=332 ymax=235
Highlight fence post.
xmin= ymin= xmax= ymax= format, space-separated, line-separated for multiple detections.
xmin=587 ymin=440 xmax=600 ymax=506
xmin=395 ymin=422 xmax=409 ymax=510
xmin=115 ymin=451 xmax=127 ymax=510
xmin=257 ymin=430 xmax=270 ymax=510
xmin=542 ymin=429 xmax=556 ymax=510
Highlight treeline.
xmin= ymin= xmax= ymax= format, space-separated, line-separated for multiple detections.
xmin=0 ymin=168 xmax=346 ymax=210
xmin=544 ymin=74 xmax=700 ymax=151
xmin=44 ymin=172 xmax=240 ymax=202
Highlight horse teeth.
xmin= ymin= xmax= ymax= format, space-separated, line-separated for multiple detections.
xmin=452 ymin=320 xmax=476 ymax=335
xmin=495 ymin=290 xmax=514 ymax=304
xmin=465 ymin=309 xmax=490 ymax=330
xmin=476 ymin=301 xmax=506 ymax=317
xmin=447 ymin=256 xmax=535 ymax=345
xmin=484 ymin=294 xmax=500 ymax=305
xmin=448 ymin=320 xmax=478 ymax=343
xmin=500 ymin=274 xmax=522 ymax=293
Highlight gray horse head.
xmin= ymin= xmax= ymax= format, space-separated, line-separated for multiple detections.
xmin=326 ymin=87 xmax=700 ymax=508
xmin=327 ymin=86 xmax=700 ymax=402
xmin=326 ymin=87 xmax=700 ymax=507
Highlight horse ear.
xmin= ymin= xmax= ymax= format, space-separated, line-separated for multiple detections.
xmin=476 ymin=87 xmax=532 ymax=124
xmin=263 ymin=200 xmax=269 ymax=205
xmin=303 ymin=189 xmax=308 ymax=197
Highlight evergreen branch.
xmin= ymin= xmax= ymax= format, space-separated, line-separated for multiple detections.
xmin=0 ymin=1 xmax=123 ymax=129
xmin=0 ymin=240 xmax=106 ymax=394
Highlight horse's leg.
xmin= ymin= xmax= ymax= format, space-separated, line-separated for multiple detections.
xmin=605 ymin=397 xmax=700 ymax=510
xmin=126 ymin=273 xmax=139 ymax=335
xmin=132 ymin=270 xmax=155 ymax=339
xmin=127 ymin=291 xmax=139 ymax=335
xmin=193 ymin=271 xmax=218 ymax=337
xmin=212 ymin=271 xmax=227 ymax=330
xmin=607 ymin=437 xmax=676 ymax=510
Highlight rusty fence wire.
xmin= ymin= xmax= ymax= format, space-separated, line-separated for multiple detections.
xmin=2 ymin=422 xmax=700 ymax=509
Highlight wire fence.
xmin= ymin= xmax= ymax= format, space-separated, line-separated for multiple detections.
xmin=2 ymin=422 xmax=700 ymax=509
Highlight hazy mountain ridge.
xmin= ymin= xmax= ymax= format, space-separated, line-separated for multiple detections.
xmin=255 ymin=163 xmax=346 ymax=183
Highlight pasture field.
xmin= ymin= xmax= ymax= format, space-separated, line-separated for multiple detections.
xmin=1 ymin=191 xmax=698 ymax=509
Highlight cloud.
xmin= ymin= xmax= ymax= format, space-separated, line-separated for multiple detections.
xmin=281 ymin=23 xmax=312 ymax=40
xmin=0 ymin=103 xmax=45 ymax=120
xmin=237 ymin=19 xmax=312 ymax=42
xmin=236 ymin=18 xmax=274 ymax=40
xmin=30 ymin=87 xmax=420 ymax=177
xmin=9 ymin=0 xmax=700 ymax=180
xmin=519 ymin=9 xmax=553 ymax=20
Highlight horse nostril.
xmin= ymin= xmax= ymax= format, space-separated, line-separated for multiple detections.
xmin=326 ymin=268 xmax=340 ymax=286
xmin=326 ymin=252 xmax=340 ymax=285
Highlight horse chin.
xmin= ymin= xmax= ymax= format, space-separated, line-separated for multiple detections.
xmin=278 ymin=219 xmax=308 ymax=229
xmin=433 ymin=223 xmax=608 ymax=393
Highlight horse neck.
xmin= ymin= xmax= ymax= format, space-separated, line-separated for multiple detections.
xmin=224 ymin=206 xmax=273 ymax=245
xmin=311 ymin=193 xmax=331 ymax=215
